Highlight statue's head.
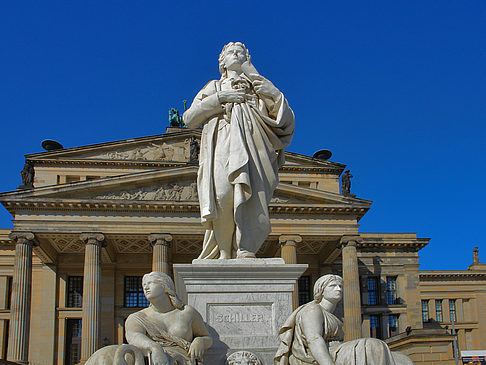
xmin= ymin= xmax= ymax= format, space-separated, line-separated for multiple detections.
xmin=313 ymin=274 xmax=344 ymax=304
xmin=142 ymin=271 xmax=184 ymax=309
xmin=219 ymin=42 xmax=250 ymax=76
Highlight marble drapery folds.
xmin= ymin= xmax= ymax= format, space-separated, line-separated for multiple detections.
xmin=183 ymin=76 xmax=294 ymax=259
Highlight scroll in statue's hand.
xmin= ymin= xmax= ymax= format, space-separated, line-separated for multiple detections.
xmin=188 ymin=337 xmax=205 ymax=362
xmin=250 ymin=74 xmax=280 ymax=101
xmin=217 ymin=90 xmax=248 ymax=104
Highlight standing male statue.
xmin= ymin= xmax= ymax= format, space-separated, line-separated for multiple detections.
xmin=183 ymin=42 xmax=295 ymax=259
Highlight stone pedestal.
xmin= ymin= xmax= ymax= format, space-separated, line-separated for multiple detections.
xmin=173 ymin=258 xmax=307 ymax=365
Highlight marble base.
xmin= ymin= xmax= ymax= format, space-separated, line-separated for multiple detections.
xmin=173 ymin=258 xmax=308 ymax=365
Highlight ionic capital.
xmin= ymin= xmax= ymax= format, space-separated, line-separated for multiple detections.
xmin=80 ymin=233 xmax=105 ymax=247
xmin=279 ymin=235 xmax=302 ymax=247
xmin=339 ymin=235 xmax=362 ymax=248
xmin=8 ymin=231 xmax=36 ymax=246
xmin=148 ymin=233 xmax=173 ymax=247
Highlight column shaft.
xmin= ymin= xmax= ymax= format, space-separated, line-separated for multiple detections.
xmin=80 ymin=233 xmax=104 ymax=362
xmin=341 ymin=236 xmax=362 ymax=341
xmin=7 ymin=232 xmax=35 ymax=364
xmin=149 ymin=234 xmax=172 ymax=275
xmin=279 ymin=235 xmax=302 ymax=310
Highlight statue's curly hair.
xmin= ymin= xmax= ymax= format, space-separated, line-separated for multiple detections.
xmin=218 ymin=41 xmax=250 ymax=76
xmin=313 ymin=274 xmax=344 ymax=303
xmin=143 ymin=271 xmax=184 ymax=309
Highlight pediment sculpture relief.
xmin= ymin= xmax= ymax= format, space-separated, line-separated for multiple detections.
xmin=93 ymin=182 xmax=198 ymax=201
xmin=86 ymin=141 xmax=188 ymax=162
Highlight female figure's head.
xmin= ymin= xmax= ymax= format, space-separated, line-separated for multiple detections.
xmin=313 ymin=274 xmax=344 ymax=304
xmin=142 ymin=271 xmax=184 ymax=309
xmin=219 ymin=42 xmax=250 ymax=76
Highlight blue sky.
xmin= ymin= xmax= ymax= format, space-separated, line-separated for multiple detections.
xmin=0 ymin=1 xmax=484 ymax=270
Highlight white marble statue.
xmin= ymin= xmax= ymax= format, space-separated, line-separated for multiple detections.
xmin=274 ymin=275 xmax=414 ymax=365
xmin=86 ymin=271 xmax=212 ymax=365
xmin=183 ymin=42 xmax=295 ymax=259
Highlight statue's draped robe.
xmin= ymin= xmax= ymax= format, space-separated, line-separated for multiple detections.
xmin=183 ymin=77 xmax=295 ymax=258
xmin=126 ymin=310 xmax=195 ymax=365
xmin=275 ymin=303 xmax=402 ymax=365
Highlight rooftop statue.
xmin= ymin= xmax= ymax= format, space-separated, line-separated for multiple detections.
xmin=85 ymin=271 xmax=212 ymax=365
xmin=169 ymin=108 xmax=185 ymax=128
xmin=341 ymin=169 xmax=353 ymax=196
xmin=183 ymin=42 xmax=295 ymax=259
xmin=274 ymin=274 xmax=413 ymax=365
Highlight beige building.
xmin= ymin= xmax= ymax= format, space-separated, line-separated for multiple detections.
xmin=0 ymin=128 xmax=483 ymax=364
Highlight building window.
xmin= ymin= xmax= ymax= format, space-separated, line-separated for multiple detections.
xmin=2 ymin=320 xmax=9 ymax=360
xmin=6 ymin=277 xmax=12 ymax=310
xmin=435 ymin=300 xmax=443 ymax=322
xmin=422 ymin=300 xmax=429 ymax=323
xmin=386 ymin=277 xmax=398 ymax=305
xmin=388 ymin=315 xmax=399 ymax=338
xmin=449 ymin=299 xmax=457 ymax=322
xmin=124 ymin=276 xmax=149 ymax=308
xmin=370 ymin=315 xmax=382 ymax=339
xmin=298 ymin=276 xmax=312 ymax=306
xmin=65 ymin=319 xmax=82 ymax=365
xmin=367 ymin=277 xmax=379 ymax=305
xmin=66 ymin=176 xmax=81 ymax=184
xmin=67 ymin=276 xmax=83 ymax=308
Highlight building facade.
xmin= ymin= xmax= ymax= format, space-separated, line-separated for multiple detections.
xmin=0 ymin=128 xmax=482 ymax=364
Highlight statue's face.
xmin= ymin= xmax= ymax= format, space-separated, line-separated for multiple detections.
xmin=142 ymin=276 xmax=165 ymax=301
xmin=323 ymin=280 xmax=343 ymax=303
xmin=223 ymin=45 xmax=247 ymax=71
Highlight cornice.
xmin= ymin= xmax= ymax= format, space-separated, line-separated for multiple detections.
xmin=30 ymin=158 xmax=344 ymax=174
xmin=420 ymin=271 xmax=486 ymax=280
xmin=32 ymin=158 xmax=190 ymax=169
xmin=358 ymin=238 xmax=429 ymax=251
xmin=1 ymin=199 xmax=369 ymax=218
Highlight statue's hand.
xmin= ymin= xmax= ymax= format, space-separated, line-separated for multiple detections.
xmin=218 ymin=90 xmax=247 ymax=104
xmin=188 ymin=337 xmax=205 ymax=362
xmin=250 ymin=74 xmax=280 ymax=101
xmin=151 ymin=346 xmax=171 ymax=365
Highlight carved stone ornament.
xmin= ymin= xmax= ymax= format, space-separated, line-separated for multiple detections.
xmin=93 ymin=181 xmax=198 ymax=201
xmin=86 ymin=141 xmax=188 ymax=162
xmin=226 ymin=351 xmax=262 ymax=365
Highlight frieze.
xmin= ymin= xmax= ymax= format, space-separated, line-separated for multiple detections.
xmin=85 ymin=141 xmax=188 ymax=162
xmin=92 ymin=182 xmax=197 ymax=201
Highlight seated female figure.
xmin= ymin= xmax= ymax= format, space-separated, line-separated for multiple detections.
xmin=274 ymin=275 xmax=413 ymax=365
xmin=125 ymin=271 xmax=212 ymax=365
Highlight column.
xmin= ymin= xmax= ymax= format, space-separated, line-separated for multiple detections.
xmin=279 ymin=235 xmax=302 ymax=310
xmin=149 ymin=234 xmax=173 ymax=274
xmin=340 ymin=235 xmax=362 ymax=341
xmin=7 ymin=231 xmax=35 ymax=364
xmin=79 ymin=233 xmax=104 ymax=363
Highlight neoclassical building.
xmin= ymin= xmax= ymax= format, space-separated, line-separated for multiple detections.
xmin=0 ymin=128 xmax=483 ymax=364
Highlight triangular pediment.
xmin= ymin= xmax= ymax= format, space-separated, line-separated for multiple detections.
xmin=26 ymin=130 xmax=201 ymax=164
xmin=282 ymin=151 xmax=345 ymax=173
xmin=25 ymin=130 xmax=345 ymax=174
xmin=0 ymin=165 xmax=371 ymax=219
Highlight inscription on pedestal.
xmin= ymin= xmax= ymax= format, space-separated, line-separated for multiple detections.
xmin=208 ymin=303 xmax=272 ymax=336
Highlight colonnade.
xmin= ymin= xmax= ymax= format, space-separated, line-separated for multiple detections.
xmin=5 ymin=231 xmax=363 ymax=363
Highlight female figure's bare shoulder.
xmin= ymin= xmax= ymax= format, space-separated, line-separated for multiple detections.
xmin=300 ymin=302 xmax=324 ymax=319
